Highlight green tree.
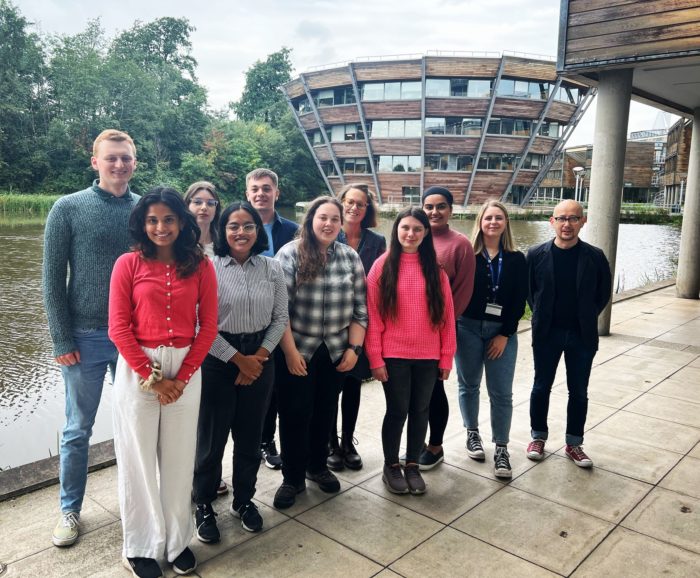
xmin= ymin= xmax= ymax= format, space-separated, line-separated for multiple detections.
xmin=232 ymin=47 xmax=293 ymax=126
xmin=0 ymin=0 xmax=48 ymax=191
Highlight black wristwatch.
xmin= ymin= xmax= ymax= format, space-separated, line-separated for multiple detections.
xmin=348 ymin=344 xmax=363 ymax=356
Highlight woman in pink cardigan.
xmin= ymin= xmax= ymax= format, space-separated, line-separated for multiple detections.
xmin=365 ymin=207 xmax=456 ymax=495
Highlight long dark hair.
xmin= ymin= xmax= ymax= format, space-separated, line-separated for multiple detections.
xmin=129 ymin=187 xmax=203 ymax=278
xmin=379 ymin=207 xmax=445 ymax=329
xmin=214 ymin=202 xmax=269 ymax=257
xmin=297 ymin=196 xmax=343 ymax=285
xmin=184 ymin=181 xmax=222 ymax=244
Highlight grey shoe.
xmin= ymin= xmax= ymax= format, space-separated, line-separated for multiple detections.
xmin=52 ymin=512 xmax=80 ymax=547
xmin=403 ymin=464 xmax=426 ymax=495
xmin=382 ymin=464 xmax=409 ymax=494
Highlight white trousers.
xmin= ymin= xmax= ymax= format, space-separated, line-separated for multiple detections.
xmin=112 ymin=345 xmax=201 ymax=561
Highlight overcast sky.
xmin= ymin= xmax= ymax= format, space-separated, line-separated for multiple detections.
xmin=16 ymin=0 xmax=677 ymax=145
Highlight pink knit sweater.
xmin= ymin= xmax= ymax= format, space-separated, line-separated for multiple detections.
xmin=365 ymin=252 xmax=456 ymax=370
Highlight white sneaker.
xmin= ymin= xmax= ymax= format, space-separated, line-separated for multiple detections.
xmin=52 ymin=512 xmax=80 ymax=546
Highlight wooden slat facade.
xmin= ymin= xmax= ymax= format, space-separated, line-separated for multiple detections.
xmin=424 ymin=137 xmax=479 ymax=155
xmin=502 ymin=57 xmax=558 ymax=81
xmin=331 ymin=142 xmax=369 ymax=158
xmin=423 ymin=173 xmax=470 ymax=204
xmin=425 ymin=99 xmax=489 ymax=117
xmin=284 ymin=79 xmax=306 ymax=99
xmin=319 ymin=106 xmax=360 ymax=124
xmin=529 ymin=137 xmax=557 ymax=155
xmin=482 ymin=136 xmax=528 ymax=155
xmin=353 ymin=61 xmax=422 ymax=81
xmin=545 ymin=101 xmax=578 ymax=123
xmin=370 ymin=139 xmax=421 ymax=155
xmin=299 ymin=114 xmax=319 ymax=130
xmin=492 ymin=98 xmax=546 ymax=118
xmin=377 ymin=173 xmax=421 ymax=200
xmin=424 ymin=57 xmax=500 ymax=77
xmin=305 ymin=69 xmax=352 ymax=90
xmin=362 ymin=101 xmax=422 ymax=120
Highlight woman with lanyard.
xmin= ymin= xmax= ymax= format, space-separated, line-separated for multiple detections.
xmin=273 ymin=196 xmax=368 ymax=509
xmin=415 ymin=186 xmax=475 ymax=470
xmin=327 ymin=183 xmax=386 ymax=471
xmin=456 ymin=200 xmax=527 ymax=479
xmin=184 ymin=181 xmax=221 ymax=259
xmin=192 ymin=202 xmax=288 ymax=542
xmin=109 ymin=188 xmax=218 ymax=577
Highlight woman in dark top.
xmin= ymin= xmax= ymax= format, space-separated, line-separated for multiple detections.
xmin=328 ymin=183 xmax=386 ymax=471
xmin=455 ymin=200 xmax=527 ymax=480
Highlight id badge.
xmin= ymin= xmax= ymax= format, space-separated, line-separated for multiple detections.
xmin=485 ymin=303 xmax=503 ymax=317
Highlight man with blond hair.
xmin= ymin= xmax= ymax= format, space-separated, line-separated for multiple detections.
xmin=43 ymin=129 xmax=140 ymax=547
xmin=525 ymin=200 xmax=611 ymax=468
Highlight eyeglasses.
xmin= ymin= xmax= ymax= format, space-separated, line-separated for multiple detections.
xmin=344 ymin=199 xmax=367 ymax=209
xmin=190 ymin=199 xmax=218 ymax=208
xmin=226 ymin=223 xmax=257 ymax=233
xmin=553 ymin=216 xmax=581 ymax=224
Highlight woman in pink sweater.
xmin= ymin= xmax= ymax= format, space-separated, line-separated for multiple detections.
xmin=366 ymin=207 xmax=456 ymax=495
xmin=109 ymin=188 xmax=218 ymax=578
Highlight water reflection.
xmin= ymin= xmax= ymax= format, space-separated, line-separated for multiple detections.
xmin=0 ymin=218 xmax=681 ymax=469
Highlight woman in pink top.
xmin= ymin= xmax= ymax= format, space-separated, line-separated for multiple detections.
xmin=366 ymin=207 xmax=456 ymax=495
xmin=109 ymin=188 xmax=218 ymax=578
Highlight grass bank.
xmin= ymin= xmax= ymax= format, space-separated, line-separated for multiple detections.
xmin=0 ymin=193 xmax=60 ymax=217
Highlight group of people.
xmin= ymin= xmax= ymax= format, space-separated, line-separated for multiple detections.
xmin=42 ymin=129 xmax=612 ymax=578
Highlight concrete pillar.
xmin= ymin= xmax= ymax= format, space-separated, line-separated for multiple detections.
xmin=587 ymin=69 xmax=633 ymax=335
xmin=676 ymin=108 xmax=700 ymax=299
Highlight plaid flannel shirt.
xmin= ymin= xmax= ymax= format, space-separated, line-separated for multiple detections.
xmin=276 ymin=240 xmax=368 ymax=362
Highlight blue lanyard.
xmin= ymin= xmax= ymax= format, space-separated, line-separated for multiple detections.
xmin=483 ymin=249 xmax=502 ymax=303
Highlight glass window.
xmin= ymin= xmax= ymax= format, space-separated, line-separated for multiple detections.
xmin=343 ymin=159 xmax=355 ymax=174
xmin=502 ymin=154 xmax=516 ymax=170
xmin=487 ymin=118 xmax=501 ymax=134
xmin=378 ymin=156 xmax=392 ymax=171
xmin=497 ymin=78 xmax=515 ymax=97
xmin=446 ymin=117 xmax=462 ymax=135
xmin=388 ymin=120 xmax=405 ymax=137
xmin=384 ymin=82 xmax=401 ymax=100
xmin=401 ymin=81 xmax=422 ymax=99
xmin=426 ymin=78 xmax=450 ymax=97
xmin=408 ymin=156 xmax=421 ymax=171
xmin=500 ymin=118 xmax=515 ymax=135
xmin=337 ymin=87 xmax=356 ymax=105
xmin=425 ymin=117 xmax=446 ymax=135
xmin=514 ymin=80 xmax=529 ymax=97
xmin=321 ymin=161 xmax=337 ymax=176
xmin=457 ymin=155 xmax=473 ymax=171
xmin=392 ymin=155 xmax=408 ymax=171
xmin=451 ymin=78 xmax=469 ymax=97
xmin=312 ymin=130 xmax=323 ymax=145
xmin=402 ymin=186 xmax=421 ymax=202
xmin=425 ymin=154 xmax=440 ymax=170
xmin=468 ymin=79 xmax=491 ymax=97
xmin=513 ymin=119 xmax=531 ymax=137
xmin=317 ymin=89 xmax=334 ymax=107
xmin=298 ymin=98 xmax=311 ymax=113
xmin=370 ymin=120 xmax=388 ymax=138
xmin=362 ymin=83 xmax=384 ymax=101
xmin=355 ymin=158 xmax=368 ymax=174
xmin=405 ymin=120 xmax=422 ymax=137
xmin=331 ymin=125 xmax=345 ymax=142
xmin=462 ymin=118 xmax=482 ymax=136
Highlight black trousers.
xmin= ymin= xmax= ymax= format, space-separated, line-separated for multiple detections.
xmin=381 ymin=358 xmax=438 ymax=465
xmin=193 ymin=331 xmax=273 ymax=508
xmin=261 ymin=349 xmax=287 ymax=444
xmin=278 ymin=344 xmax=344 ymax=486
xmin=427 ymin=379 xmax=449 ymax=446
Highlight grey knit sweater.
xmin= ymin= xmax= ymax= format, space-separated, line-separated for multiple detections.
xmin=42 ymin=182 xmax=140 ymax=356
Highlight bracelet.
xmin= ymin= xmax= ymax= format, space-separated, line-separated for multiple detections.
xmin=138 ymin=361 xmax=163 ymax=392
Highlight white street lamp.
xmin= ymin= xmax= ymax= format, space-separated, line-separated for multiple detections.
xmin=572 ymin=166 xmax=586 ymax=203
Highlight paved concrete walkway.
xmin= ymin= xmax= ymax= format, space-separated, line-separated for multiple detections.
xmin=1 ymin=285 xmax=699 ymax=577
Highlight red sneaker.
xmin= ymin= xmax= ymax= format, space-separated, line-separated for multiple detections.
xmin=526 ymin=439 xmax=545 ymax=461
xmin=565 ymin=444 xmax=593 ymax=468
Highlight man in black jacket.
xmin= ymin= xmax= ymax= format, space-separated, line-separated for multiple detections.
xmin=245 ymin=168 xmax=299 ymax=469
xmin=525 ymin=200 xmax=611 ymax=467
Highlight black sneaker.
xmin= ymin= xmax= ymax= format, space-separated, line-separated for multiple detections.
xmin=418 ymin=446 xmax=444 ymax=471
xmin=172 ymin=547 xmax=196 ymax=575
xmin=403 ymin=464 xmax=426 ymax=495
xmin=273 ymin=481 xmax=306 ymax=509
xmin=306 ymin=469 xmax=341 ymax=493
xmin=195 ymin=503 xmax=220 ymax=543
xmin=494 ymin=446 xmax=512 ymax=479
xmin=466 ymin=430 xmax=486 ymax=460
xmin=326 ymin=439 xmax=345 ymax=471
xmin=123 ymin=557 xmax=163 ymax=578
xmin=261 ymin=440 xmax=282 ymax=469
xmin=342 ymin=436 xmax=363 ymax=470
xmin=232 ymin=501 xmax=263 ymax=532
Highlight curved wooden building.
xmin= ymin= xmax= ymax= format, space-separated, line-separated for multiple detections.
xmin=281 ymin=52 xmax=594 ymax=206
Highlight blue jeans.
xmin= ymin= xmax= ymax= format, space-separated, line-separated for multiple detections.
xmin=455 ymin=317 xmax=517 ymax=445
xmin=530 ymin=327 xmax=596 ymax=446
xmin=59 ymin=327 xmax=117 ymax=513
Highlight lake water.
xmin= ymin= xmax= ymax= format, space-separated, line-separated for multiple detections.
xmin=0 ymin=216 xmax=681 ymax=469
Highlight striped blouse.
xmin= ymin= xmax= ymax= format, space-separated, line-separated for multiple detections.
xmin=209 ymin=254 xmax=289 ymax=362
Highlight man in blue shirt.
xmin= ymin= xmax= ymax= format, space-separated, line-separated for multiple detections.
xmin=245 ymin=168 xmax=298 ymax=468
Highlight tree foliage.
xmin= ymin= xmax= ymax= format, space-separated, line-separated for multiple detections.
xmin=0 ymin=4 xmax=324 ymax=202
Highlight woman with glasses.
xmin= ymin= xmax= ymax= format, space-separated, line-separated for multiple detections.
xmin=273 ymin=196 xmax=368 ymax=509
xmin=109 ymin=188 xmax=218 ymax=577
xmin=192 ymin=202 xmax=288 ymax=542
xmin=184 ymin=181 xmax=221 ymax=258
xmin=456 ymin=200 xmax=527 ymax=479
xmin=366 ymin=207 xmax=456 ymax=495
xmin=326 ymin=183 xmax=386 ymax=471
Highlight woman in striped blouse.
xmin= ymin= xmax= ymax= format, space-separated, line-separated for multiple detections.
xmin=192 ymin=202 xmax=288 ymax=543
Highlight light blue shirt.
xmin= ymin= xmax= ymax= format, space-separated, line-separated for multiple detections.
xmin=261 ymin=223 xmax=274 ymax=257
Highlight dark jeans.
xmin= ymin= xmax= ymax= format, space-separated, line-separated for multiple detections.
xmin=193 ymin=331 xmax=273 ymax=507
xmin=427 ymin=379 xmax=448 ymax=446
xmin=381 ymin=358 xmax=438 ymax=465
xmin=330 ymin=375 xmax=362 ymax=443
xmin=278 ymin=344 xmax=344 ymax=485
xmin=530 ymin=327 xmax=596 ymax=446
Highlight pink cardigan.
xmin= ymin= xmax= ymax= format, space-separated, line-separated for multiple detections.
xmin=365 ymin=252 xmax=456 ymax=370
xmin=108 ymin=252 xmax=218 ymax=383
xmin=431 ymin=226 xmax=475 ymax=317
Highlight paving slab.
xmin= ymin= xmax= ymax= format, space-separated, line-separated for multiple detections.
xmin=658 ymin=456 xmax=700 ymax=499
xmin=624 ymin=393 xmax=700 ymax=428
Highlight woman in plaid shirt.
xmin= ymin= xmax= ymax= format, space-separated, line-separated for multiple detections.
xmin=273 ymin=196 xmax=368 ymax=509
